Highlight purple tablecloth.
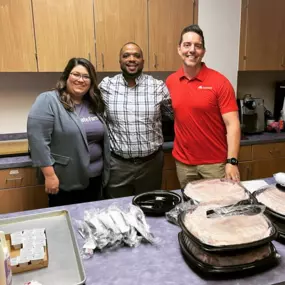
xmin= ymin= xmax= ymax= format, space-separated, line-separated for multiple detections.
xmin=0 ymin=180 xmax=284 ymax=285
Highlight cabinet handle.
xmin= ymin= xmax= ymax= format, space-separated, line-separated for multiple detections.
xmin=154 ymin=53 xmax=158 ymax=69
xmin=281 ymin=55 xmax=285 ymax=67
xmin=5 ymin=177 xmax=23 ymax=183
xmin=269 ymin=150 xmax=273 ymax=155
xmin=88 ymin=52 xmax=91 ymax=62
xmin=101 ymin=53 xmax=105 ymax=69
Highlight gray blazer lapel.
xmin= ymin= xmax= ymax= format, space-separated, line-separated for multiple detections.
xmin=68 ymin=111 xmax=89 ymax=150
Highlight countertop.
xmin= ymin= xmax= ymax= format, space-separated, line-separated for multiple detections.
xmin=1 ymin=132 xmax=285 ymax=169
xmin=0 ymin=178 xmax=284 ymax=285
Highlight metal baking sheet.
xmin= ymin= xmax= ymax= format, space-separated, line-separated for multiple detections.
xmin=0 ymin=210 xmax=86 ymax=285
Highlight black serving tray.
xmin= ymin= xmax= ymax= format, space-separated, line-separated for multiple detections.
xmin=132 ymin=190 xmax=182 ymax=216
xmin=178 ymin=232 xmax=279 ymax=277
xmin=178 ymin=205 xmax=278 ymax=252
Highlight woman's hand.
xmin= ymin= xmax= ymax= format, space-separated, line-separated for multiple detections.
xmin=45 ymin=174 xmax=59 ymax=194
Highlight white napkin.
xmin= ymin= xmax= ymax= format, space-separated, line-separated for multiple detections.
xmin=241 ymin=180 xmax=269 ymax=193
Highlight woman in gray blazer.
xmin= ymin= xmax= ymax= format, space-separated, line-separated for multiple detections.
xmin=27 ymin=58 xmax=110 ymax=207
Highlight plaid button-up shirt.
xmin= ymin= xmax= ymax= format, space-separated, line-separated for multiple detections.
xmin=99 ymin=73 xmax=173 ymax=158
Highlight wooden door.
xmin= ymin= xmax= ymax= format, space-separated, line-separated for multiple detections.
xmin=32 ymin=0 xmax=95 ymax=71
xmin=0 ymin=0 xmax=37 ymax=71
xmin=94 ymin=0 xmax=148 ymax=71
xmin=148 ymin=0 xmax=195 ymax=71
xmin=239 ymin=162 xmax=253 ymax=181
xmin=0 ymin=185 xmax=48 ymax=214
xmin=0 ymin=167 xmax=40 ymax=189
xmin=240 ymin=0 xmax=285 ymax=70
xmin=251 ymin=158 xmax=285 ymax=180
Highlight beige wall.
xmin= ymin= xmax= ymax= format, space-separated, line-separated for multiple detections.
xmin=198 ymin=0 xmax=241 ymax=93
xmin=0 ymin=73 xmax=60 ymax=134
xmin=0 ymin=72 xmax=171 ymax=134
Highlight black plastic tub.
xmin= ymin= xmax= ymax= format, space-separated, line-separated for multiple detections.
xmin=178 ymin=231 xmax=279 ymax=278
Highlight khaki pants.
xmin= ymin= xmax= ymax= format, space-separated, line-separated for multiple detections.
xmin=175 ymin=160 xmax=226 ymax=189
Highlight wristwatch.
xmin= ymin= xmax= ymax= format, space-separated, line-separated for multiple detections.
xmin=226 ymin=158 xmax=239 ymax=166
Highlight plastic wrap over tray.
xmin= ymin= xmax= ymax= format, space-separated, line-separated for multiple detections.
xmin=179 ymin=202 xmax=278 ymax=252
xmin=254 ymin=184 xmax=285 ymax=218
xmin=181 ymin=178 xmax=253 ymax=205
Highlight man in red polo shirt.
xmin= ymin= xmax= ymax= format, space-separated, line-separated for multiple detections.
xmin=166 ymin=24 xmax=241 ymax=188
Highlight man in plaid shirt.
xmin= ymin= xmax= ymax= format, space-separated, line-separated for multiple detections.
xmin=99 ymin=42 xmax=173 ymax=198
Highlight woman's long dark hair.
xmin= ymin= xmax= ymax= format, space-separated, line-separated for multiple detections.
xmin=56 ymin=58 xmax=105 ymax=114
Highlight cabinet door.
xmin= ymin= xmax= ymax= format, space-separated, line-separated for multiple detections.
xmin=0 ymin=167 xmax=40 ymax=190
xmin=240 ymin=0 xmax=285 ymax=70
xmin=239 ymin=162 xmax=253 ymax=181
xmin=0 ymin=185 xmax=48 ymax=214
xmin=32 ymin=0 xmax=95 ymax=71
xmin=0 ymin=0 xmax=37 ymax=71
xmin=148 ymin=0 xmax=195 ymax=71
xmin=251 ymin=158 xmax=285 ymax=180
xmin=94 ymin=0 xmax=148 ymax=71
xmin=252 ymin=142 xmax=285 ymax=160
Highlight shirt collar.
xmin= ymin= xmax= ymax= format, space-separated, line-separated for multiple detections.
xmin=177 ymin=63 xmax=208 ymax=82
xmin=120 ymin=73 xmax=145 ymax=86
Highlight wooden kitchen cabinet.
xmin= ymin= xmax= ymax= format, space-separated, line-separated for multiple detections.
xmin=32 ymin=0 xmax=96 ymax=71
xmin=94 ymin=0 xmax=148 ymax=71
xmin=238 ymin=142 xmax=285 ymax=180
xmin=0 ymin=0 xmax=37 ymax=71
xmin=251 ymin=158 xmax=285 ymax=180
xmin=239 ymin=0 xmax=285 ymax=71
xmin=0 ymin=167 xmax=48 ymax=214
xmin=162 ymin=152 xmax=180 ymax=190
xmin=252 ymin=142 xmax=285 ymax=160
xmin=239 ymin=161 xmax=253 ymax=181
xmin=0 ymin=167 xmax=39 ymax=189
xmin=148 ymin=0 xmax=196 ymax=71
xmin=0 ymin=185 xmax=48 ymax=214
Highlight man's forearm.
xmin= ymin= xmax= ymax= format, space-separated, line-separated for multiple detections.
xmin=226 ymin=122 xmax=241 ymax=159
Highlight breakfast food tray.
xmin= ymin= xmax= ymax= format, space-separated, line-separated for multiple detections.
xmin=0 ymin=210 xmax=86 ymax=285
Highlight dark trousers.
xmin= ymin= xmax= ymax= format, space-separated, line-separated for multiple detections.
xmin=48 ymin=175 xmax=102 ymax=207
xmin=106 ymin=149 xmax=164 ymax=199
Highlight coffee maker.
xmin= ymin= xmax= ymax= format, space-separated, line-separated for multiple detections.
xmin=238 ymin=95 xmax=265 ymax=134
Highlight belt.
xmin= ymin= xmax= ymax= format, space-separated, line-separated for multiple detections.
xmin=111 ymin=148 xmax=161 ymax=164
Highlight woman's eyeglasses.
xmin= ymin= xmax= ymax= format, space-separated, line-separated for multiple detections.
xmin=70 ymin=72 xmax=91 ymax=82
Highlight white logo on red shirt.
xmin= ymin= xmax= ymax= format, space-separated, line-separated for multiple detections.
xmin=198 ymin=85 xmax=213 ymax=90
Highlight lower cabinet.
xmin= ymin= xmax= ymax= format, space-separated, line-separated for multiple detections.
xmin=0 ymin=185 xmax=48 ymax=214
xmin=161 ymin=152 xmax=180 ymax=190
xmin=239 ymin=143 xmax=285 ymax=181
xmin=239 ymin=162 xmax=253 ymax=181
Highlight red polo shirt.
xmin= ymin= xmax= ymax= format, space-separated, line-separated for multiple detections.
xmin=166 ymin=64 xmax=238 ymax=165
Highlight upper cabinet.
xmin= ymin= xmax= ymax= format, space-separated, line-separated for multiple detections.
xmin=32 ymin=0 xmax=96 ymax=71
xmin=94 ymin=0 xmax=148 ymax=72
xmin=0 ymin=0 xmax=37 ymax=71
xmin=148 ymin=0 xmax=196 ymax=71
xmin=239 ymin=0 xmax=285 ymax=71
xmin=0 ymin=0 xmax=197 ymax=72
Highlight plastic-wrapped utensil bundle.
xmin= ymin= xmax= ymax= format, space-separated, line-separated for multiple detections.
xmin=74 ymin=204 xmax=159 ymax=259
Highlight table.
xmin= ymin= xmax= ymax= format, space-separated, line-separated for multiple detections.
xmin=0 ymin=178 xmax=284 ymax=285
